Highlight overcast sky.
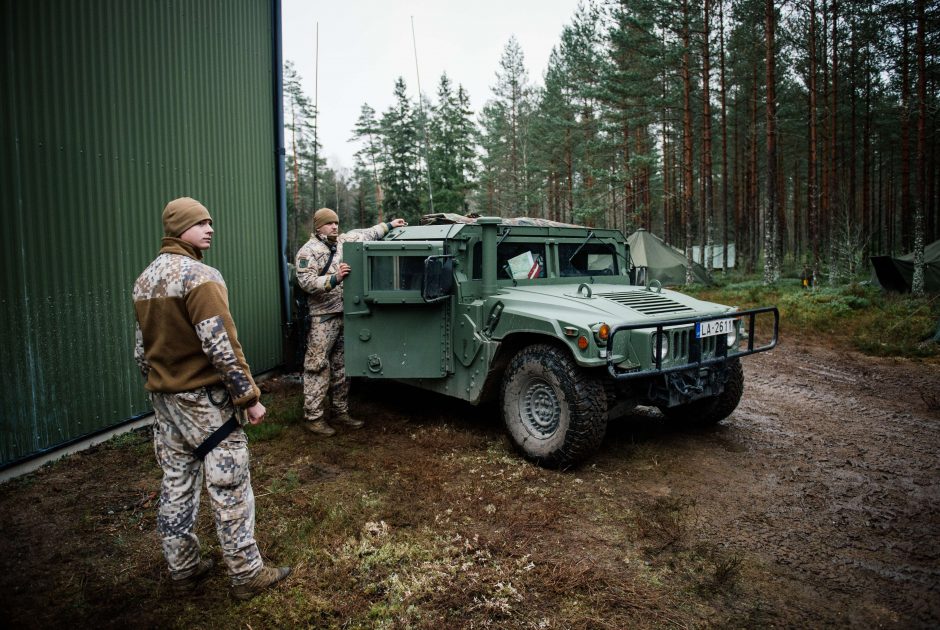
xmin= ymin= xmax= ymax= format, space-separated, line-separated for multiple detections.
xmin=281 ymin=0 xmax=583 ymax=171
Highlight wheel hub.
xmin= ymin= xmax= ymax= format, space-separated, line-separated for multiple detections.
xmin=522 ymin=378 xmax=560 ymax=437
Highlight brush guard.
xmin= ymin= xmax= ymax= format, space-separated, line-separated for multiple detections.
xmin=605 ymin=306 xmax=779 ymax=380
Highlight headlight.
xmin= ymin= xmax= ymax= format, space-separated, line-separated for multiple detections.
xmin=726 ymin=310 xmax=741 ymax=348
xmin=651 ymin=332 xmax=669 ymax=361
xmin=726 ymin=323 xmax=738 ymax=348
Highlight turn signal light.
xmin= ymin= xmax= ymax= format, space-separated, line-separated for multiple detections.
xmin=577 ymin=335 xmax=589 ymax=350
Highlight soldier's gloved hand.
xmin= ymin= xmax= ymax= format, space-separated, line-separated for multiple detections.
xmin=247 ymin=401 xmax=266 ymax=425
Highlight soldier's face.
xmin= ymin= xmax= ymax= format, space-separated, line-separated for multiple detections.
xmin=180 ymin=219 xmax=214 ymax=250
xmin=318 ymin=221 xmax=339 ymax=238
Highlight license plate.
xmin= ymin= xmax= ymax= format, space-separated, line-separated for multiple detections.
xmin=696 ymin=318 xmax=734 ymax=338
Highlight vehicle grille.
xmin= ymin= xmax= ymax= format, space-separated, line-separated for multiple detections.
xmin=668 ymin=327 xmax=718 ymax=361
xmin=596 ymin=291 xmax=695 ymax=316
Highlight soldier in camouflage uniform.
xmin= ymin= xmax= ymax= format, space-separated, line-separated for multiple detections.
xmin=295 ymin=208 xmax=406 ymax=435
xmin=133 ymin=197 xmax=291 ymax=600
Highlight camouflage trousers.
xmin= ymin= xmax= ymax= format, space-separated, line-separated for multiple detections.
xmin=151 ymin=386 xmax=262 ymax=585
xmin=303 ymin=314 xmax=347 ymax=422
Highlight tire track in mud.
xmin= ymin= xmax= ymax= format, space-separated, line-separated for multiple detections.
xmin=722 ymin=343 xmax=940 ymax=625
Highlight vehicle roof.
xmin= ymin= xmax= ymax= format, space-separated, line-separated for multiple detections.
xmin=385 ymin=216 xmax=626 ymax=242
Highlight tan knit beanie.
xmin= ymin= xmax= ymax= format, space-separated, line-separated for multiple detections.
xmin=313 ymin=207 xmax=339 ymax=231
xmin=163 ymin=197 xmax=212 ymax=237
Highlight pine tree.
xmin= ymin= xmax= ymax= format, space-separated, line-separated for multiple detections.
xmin=380 ymin=78 xmax=422 ymax=223
xmin=530 ymin=49 xmax=577 ymax=222
xmin=428 ymin=74 xmax=479 ymax=213
xmin=478 ymin=36 xmax=534 ymax=216
xmin=350 ymin=103 xmax=385 ymax=222
xmin=283 ymin=61 xmax=324 ymax=252
xmin=599 ymin=0 xmax=660 ymax=232
xmin=762 ymin=0 xmax=780 ymax=285
xmin=555 ymin=2 xmax=605 ymax=226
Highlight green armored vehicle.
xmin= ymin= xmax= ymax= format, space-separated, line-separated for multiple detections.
xmin=342 ymin=216 xmax=778 ymax=467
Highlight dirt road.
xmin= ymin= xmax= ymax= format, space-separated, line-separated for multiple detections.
xmin=660 ymin=340 xmax=940 ymax=626
xmin=1 ymin=338 xmax=938 ymax=628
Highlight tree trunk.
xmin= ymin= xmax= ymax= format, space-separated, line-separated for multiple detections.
xmin=828 ymin=0 xmax=839 ymax=285
xmin=763 ymin=0 xmax=778 ymax=285
xmin=681 ymin=0 xmax=696 ymax=285
xmin=863 ymin=37 xmax=872 ymax=254
xmin=701 ymin=0 xmax=715 ymax=272
xmin=749 ymin=61 xmax=759 ymax=275
xmin=900 ymin=21 xmax=912 ymax=253
xmin=912 ymin=0 xmax=926 ymax=295
xmin=808 ymin=0 xmax=821 ymax=284
xmin=719 ymin=0 xmax=730 ymax=272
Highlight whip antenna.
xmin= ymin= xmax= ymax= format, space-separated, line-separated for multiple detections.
xmin=312 ymin=22 xmax=319 ymax=209
xmin=411 ymin=16 xmax=434 ymax=213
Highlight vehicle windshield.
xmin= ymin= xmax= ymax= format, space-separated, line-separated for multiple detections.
xmin=472 ymin=241 xmax=547 ymax=280
xmin=559 ymin=242 xmax=619 ymax=277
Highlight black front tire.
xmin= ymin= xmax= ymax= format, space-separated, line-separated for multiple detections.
xmin=500 ymin=344 xmax=607 ymax=468
xmin=659 ymin=358 xmax=744 ymax=426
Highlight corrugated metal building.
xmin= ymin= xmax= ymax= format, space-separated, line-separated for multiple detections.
xmin=1 ymin=0 xmax=288 ymax=468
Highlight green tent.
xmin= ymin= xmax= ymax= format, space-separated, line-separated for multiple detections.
xmin=626 ymin=228 xmax=712 ymax=285
xmin=870 ymin=239 xmax=940 ymax=293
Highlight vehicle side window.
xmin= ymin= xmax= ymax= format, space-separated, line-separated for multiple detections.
xmin=559 ymin=243 xmax=618 ymax=277
xmin=370 ymin=255 xmax=426 ymax=291
xmin=471 ymin=242 xmax=547 ymax=280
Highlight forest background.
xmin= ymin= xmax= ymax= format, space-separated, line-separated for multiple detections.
xmin=282 ymin=0 xmax=939 ymax=293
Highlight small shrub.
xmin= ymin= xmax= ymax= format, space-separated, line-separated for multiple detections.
xmin=709 ymin=551 xmax=743 ymax=593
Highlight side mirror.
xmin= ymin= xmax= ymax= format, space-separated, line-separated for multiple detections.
xmin=631 ymin=266 xmax=648 ymax=286
xmin=423 ymin=255 xmax=454 ymax=303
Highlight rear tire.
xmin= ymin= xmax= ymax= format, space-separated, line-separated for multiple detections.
xmin=500 ymin=344 xmax=607 ymax=468
xmin=659 ymin=358 xmax=744 ymax=426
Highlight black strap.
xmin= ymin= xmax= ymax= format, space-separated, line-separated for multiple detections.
xmin=320 ymin=246 xmax=336 ymax=275
xmin=193 ymin=414 xmax=240 ymax=460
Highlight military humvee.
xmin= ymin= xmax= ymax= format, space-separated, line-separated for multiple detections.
xmin=342 ymin=216 xmax=778 ymax=467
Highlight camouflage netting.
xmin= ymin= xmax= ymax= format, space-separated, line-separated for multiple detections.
xmin=419 ymin=213 xmax=581 ymax=228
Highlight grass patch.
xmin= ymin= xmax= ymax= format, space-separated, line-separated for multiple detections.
xmin=104 ymin=426 xmax=151 ymax=453
xmin=245 ymin=420 xmax=286 ymax=441
xmin=685 ymin=280 xmax=940 ymax=358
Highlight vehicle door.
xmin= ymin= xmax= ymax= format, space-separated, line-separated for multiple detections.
xmin=343 ymin=241 xmax=452 ymax=379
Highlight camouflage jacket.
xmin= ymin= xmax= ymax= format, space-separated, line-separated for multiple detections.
xmin=133 ymin=238 xmax=260 ymax=408
xmin=295 ymin=223 xmax=391 ymax=316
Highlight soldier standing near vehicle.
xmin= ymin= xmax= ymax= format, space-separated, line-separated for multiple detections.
xmin=295 ymin=208 xmax=406 ymax=435
xmin=133 ymin=197 xmax=291 ymax=600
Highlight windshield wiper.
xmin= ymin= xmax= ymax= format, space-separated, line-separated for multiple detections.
xmin=567 ymin=231 xmax=595 ymax=268
xmin=567 ymin=231 xmax=631 ymax=270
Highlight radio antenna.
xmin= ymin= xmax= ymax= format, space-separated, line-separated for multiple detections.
xmin=312 ymin=22 xmax=319 ymax=210
xmin=411 ymin=16 xmax=434 ymax=213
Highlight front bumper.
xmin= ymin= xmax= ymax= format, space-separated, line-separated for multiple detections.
xmin=605 ymin=306 xmax=779 ymax=380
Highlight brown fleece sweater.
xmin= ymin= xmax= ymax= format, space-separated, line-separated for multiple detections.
xmin=133 ymin=238 xmax=259 ymax=408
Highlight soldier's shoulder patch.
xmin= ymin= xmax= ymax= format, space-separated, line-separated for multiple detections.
xmin=299 ymin=258 xmax=309 ymax=269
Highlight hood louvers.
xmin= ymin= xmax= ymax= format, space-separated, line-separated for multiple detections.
xmin=595 ymin=291 xmax=695 ymax=315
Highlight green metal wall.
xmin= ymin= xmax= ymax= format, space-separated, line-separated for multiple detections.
xmin=1 ymin=0 xmax=283 ymax=466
